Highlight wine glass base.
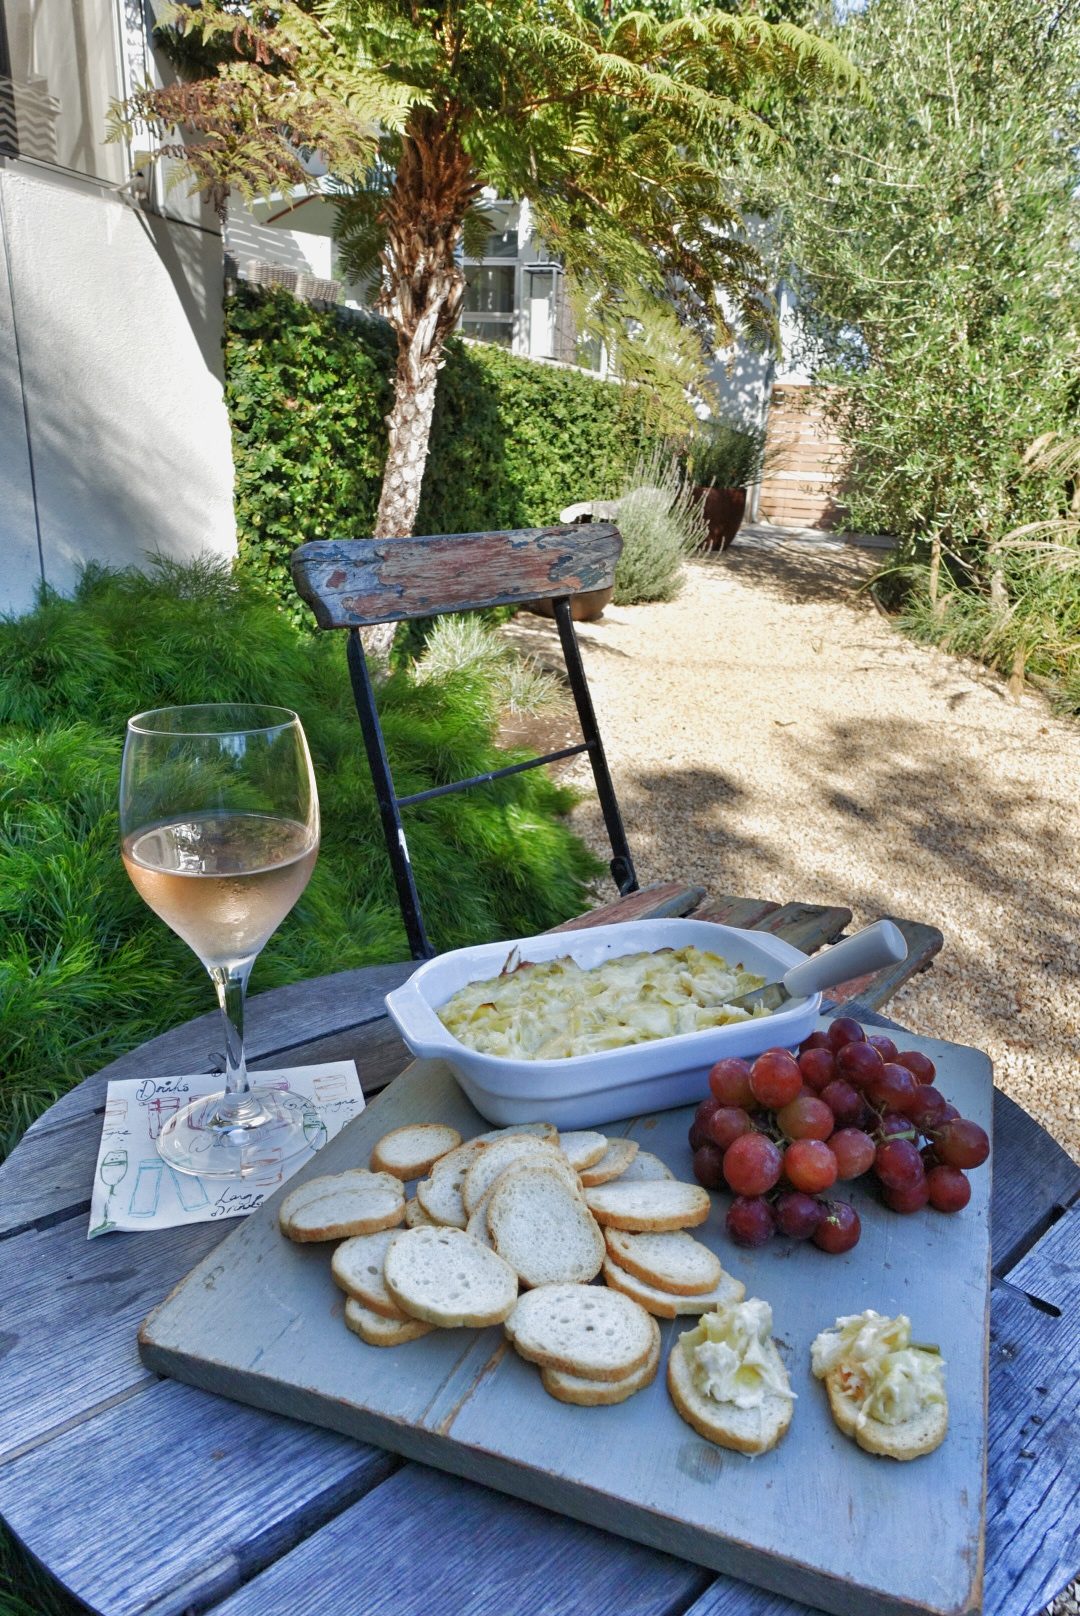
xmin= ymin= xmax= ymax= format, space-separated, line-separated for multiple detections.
xmin=157 ymin=1089 xmax=311 ymax=1179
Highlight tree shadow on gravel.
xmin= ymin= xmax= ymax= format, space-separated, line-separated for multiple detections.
xmin=582 ymin=725 xmax=1079 ymax=1098
xmin=701 ymin=536 xmax=879 ymax=609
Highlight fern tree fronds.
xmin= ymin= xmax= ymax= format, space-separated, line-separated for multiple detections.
xmin=114 ymin=0 xmax=857 ymax=564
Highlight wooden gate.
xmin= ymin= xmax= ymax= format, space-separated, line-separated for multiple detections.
xmin=758 ymin=383 xmax=849 ymax=530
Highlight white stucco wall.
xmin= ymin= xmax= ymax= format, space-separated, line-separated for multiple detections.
xmin=0 ymin=163 xmax=237 ymax=617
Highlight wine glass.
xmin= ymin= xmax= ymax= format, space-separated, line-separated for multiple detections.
xmin=120 ymin=704 xmax=320 ymax=1178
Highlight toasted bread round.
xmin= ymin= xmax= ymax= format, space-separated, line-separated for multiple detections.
xmin=605 ymin=1229 xmax=722 ymax=1295
xmin=505 ymin=1283 xmax=655 ymax=1383
xmin=404 ymin=1195 xmax=437 ymax=1229
xmin=488 ymin=1163 xmax=605 ymax=1287
xmin=579 ymin=1138 xmax=639 ymax=1187
xmin=473 ymin=1122 xmax=557 ymax=1143
xmin=585 ymin=1180 xmax=710 ymax=1232
xmin=280 ymin=1171 xmax=405 ymax=1243
xmin=462 ymin=1135 xmax=566 ymax=1215
xmin=371 ymin=1124 xmax=462 ymax=1181
xmin=331 ymin=1229 xmax=404 ymax=1318
xmin=541 ymin=1316 xmax=662 ymax=1405
xmin=557 ymin=1131 xmax=609 ymax=1172
xmin=415 ymin=1139 xmax=490 ymax=1228
xmin=602 ymin=1257 xmax=745 ymax=1318
xmin=344 ymin=1296 xmax=433 ymax=1346
xmin=383 ymin=1226 xmax=519 ymax=1328
xmin=824 ymin=1369 xmax=948 ymax=1459
xmin=667 ymin=1336 xmax=793 ymax=1455
xmin=610 ymin=1150 xmax=675 ymax=1183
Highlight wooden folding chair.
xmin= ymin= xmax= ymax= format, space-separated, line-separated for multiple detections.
xmin=291 ymin=524 xmax=638 ymax=960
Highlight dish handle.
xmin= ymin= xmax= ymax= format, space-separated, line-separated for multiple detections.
xmin=384 ymin=975 xmax=457 ymax=1059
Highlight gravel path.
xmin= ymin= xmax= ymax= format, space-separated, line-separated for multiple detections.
xmin=507 ymin=529 xmax=1080 ymax=1165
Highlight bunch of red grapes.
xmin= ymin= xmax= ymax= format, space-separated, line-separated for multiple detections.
xmin=689 ymin=1016 xmax=990 ymax=1254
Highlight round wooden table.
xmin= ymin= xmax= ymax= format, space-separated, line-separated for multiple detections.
xmin=0 ymin=962 xmax=1077 ymax=1616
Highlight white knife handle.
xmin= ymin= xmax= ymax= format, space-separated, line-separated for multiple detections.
xmin=781 ymin=920 xmax=908 ymax=1000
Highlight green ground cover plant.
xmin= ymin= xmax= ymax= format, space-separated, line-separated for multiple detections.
xmin=226 ymin=286 xmax=671 ymax=619
xmin=0 ymin=558 xmax=600 ymax=1160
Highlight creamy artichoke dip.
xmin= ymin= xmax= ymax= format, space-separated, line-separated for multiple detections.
xmin=437 ymin=945 xmax=766 ymax=1060
xmin=681 ymin=1299 xmax=795 ymax=1410
xmin=811 ymin=1310 xmax=946 ymax=1428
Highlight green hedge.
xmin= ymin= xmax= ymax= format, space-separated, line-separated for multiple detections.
xmin=224 ymin=286 xmax=671 ymax=609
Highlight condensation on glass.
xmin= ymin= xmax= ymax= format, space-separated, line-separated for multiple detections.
xmin=0 ymin=0 xmax=126 ymax=183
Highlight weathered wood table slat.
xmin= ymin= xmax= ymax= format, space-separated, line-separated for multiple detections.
xmin=0 ymin=886 xmax=1076 ymax=1616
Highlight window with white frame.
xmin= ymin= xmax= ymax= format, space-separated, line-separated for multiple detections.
xmin=0 ymin=0 xmax=126 ymax=183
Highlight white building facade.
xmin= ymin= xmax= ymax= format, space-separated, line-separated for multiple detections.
xmin=0 ymin=0 xmax=236 ymax=618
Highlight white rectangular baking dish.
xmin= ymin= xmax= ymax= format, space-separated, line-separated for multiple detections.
xmin=384 ymin=918 xmax=820 ymax=1127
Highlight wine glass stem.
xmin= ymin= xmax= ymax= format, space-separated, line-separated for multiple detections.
xmin=210 ymin=961 xmax=257 ymax=1122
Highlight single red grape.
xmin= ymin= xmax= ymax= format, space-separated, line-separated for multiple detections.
xmin=777 ymin=1095 xmax=835 ymax=1141
xmin=874 ymin=1138 xmax=925 ymax=1191
xmin=934 ymin=1119 xmax=990 ymax=1170
xmin=909 ymin=1087 xmax=949 ymax=1132
xmin=867 ymin=1034 xmax=899 ymax=1061
xmin=882 ymin=1177 xmax=931 ymax=1214
xmin=723 ymin=1133 xmax=783 ymax=1196
xmin=726 ymin=1195 xmax=776 ymax=1247
xmin=703 ymin=1105 xmax=753 ymax=1151
xmin=939 ymin=1103 xmax=961 ymax=1123
xmin=819 ymin=1079 xmax=862 ymax=1127
xmin=813 ymin=1201 xmax=861 ymax=1253
xmin=927 ymin=1165 xmax=972 ymax=1212
xmin=799 ymin=1031 xmax=832 ymax=1053
xmin=896 ymin=1050 xmax=936 ymax=1084
xmin=829 ymin=1127 xmax=876 ymax=1179
xmin=835 ymin=1041 xmax=884 ymax=1089
xmin=695 ymin=1096 xmax=721 ymax=1130
xmin=708 ymin=1057 xmax=755 ymax=1109
xmin=798 ymin=1047 xmax=837 ymax=1092
xmin=784 ymin=1138 xmax=839 ymax=1193
xmin=688 ymin=1120 xmax=707 ymax=1152
xmin=877 ymin=1112 xmax=918 ymax=1141
xmin=867 ymin=1062 xmax=920 ymax=1114
xmin=692 ymin=1142 xmax=725 ymax=1191
xmin=826 ymin=1017 xmax=866 ymax=1051
xmin=920 ymin=1144 xmax=941 ymax=1171
xmin=749 ymin=1048 xmax=802 ymax=1110
xmin=775 ymin=1190 xmax=824 ymax=1240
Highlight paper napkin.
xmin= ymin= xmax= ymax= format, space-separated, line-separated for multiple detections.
xmin=88 ymin=1061 xmax=364 ymax=1237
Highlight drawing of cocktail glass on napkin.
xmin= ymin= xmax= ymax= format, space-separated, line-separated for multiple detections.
xmin=90 ymin=1148 xmax=129 ymax=1236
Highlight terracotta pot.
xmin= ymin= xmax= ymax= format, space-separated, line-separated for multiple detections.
xmin=694 ymin=484 xmax=747 ymax=551
xmin=525 ymin=586 xmax=614 ymax=623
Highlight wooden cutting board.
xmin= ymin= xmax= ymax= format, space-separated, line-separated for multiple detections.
xmin=139 ymin=1025 xmax=990 ymax=1616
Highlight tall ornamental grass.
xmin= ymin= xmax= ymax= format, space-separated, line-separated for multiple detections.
xmin=0 ymin=559 xmax=600 ymax=1157
xmin=613 ymin=451 xmax=709 ymax=606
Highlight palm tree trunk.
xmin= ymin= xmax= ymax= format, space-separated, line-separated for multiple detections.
xmin=363 ymin=115 xmax=476 ymax=662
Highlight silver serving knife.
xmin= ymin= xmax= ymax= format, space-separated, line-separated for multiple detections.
xmin=727 ymin=919 xmax=908 ymax=1015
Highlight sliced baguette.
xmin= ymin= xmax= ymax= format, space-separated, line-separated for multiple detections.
xmin=371 ymin=1124 xmax=462 ymax=1180
xmin=585 ymin=1180 xmax=710 ymax=1232
xmin=557 ymin=1131 xmax=609 ymax=1172
xmin=605 ymin=1229 xmax=722 ymax=1295
xmin=383 ymin=1226 xmax=519 ymax=1328
xmin=488 ymin=1163 xmax=605 ymax=1287
xmin=415 ymin=1139 xmax=489 ymax=1228
xmin=462 ymin=1135 xmax=566 ymax=1215
xmin=344 ymin=1296 xmax=433 ymax=1346
xmin=579 ymin=1138 xmax=639 ymax=1187
xmin=280 ymin=1171 xmax=405 ymax=1243
xmin=610 ymin=1150 xmax=675 ymax=1183
xmin=278 ymin=1169 xmax=377 ymax=1226
xmin=505 ymin=1283 xmax=655 ymax=1383
xmin=667 ymin=1334 xmax=793 ymax=1455
xmin=602 ymin=1257 xmax=745 ymax=1318
xmin=541 ymin=1316 xmax=661 ymax=1406
xmin=331 ymin=1230 xmax=404 ymax=1318
xmin=404 ymin=1195 xmax=437 ymax=1229
xmin=474 ymin=1122 xmax=557 ymax=1143
xmin=823 ymin=1368 xmax=948 ymax=1459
